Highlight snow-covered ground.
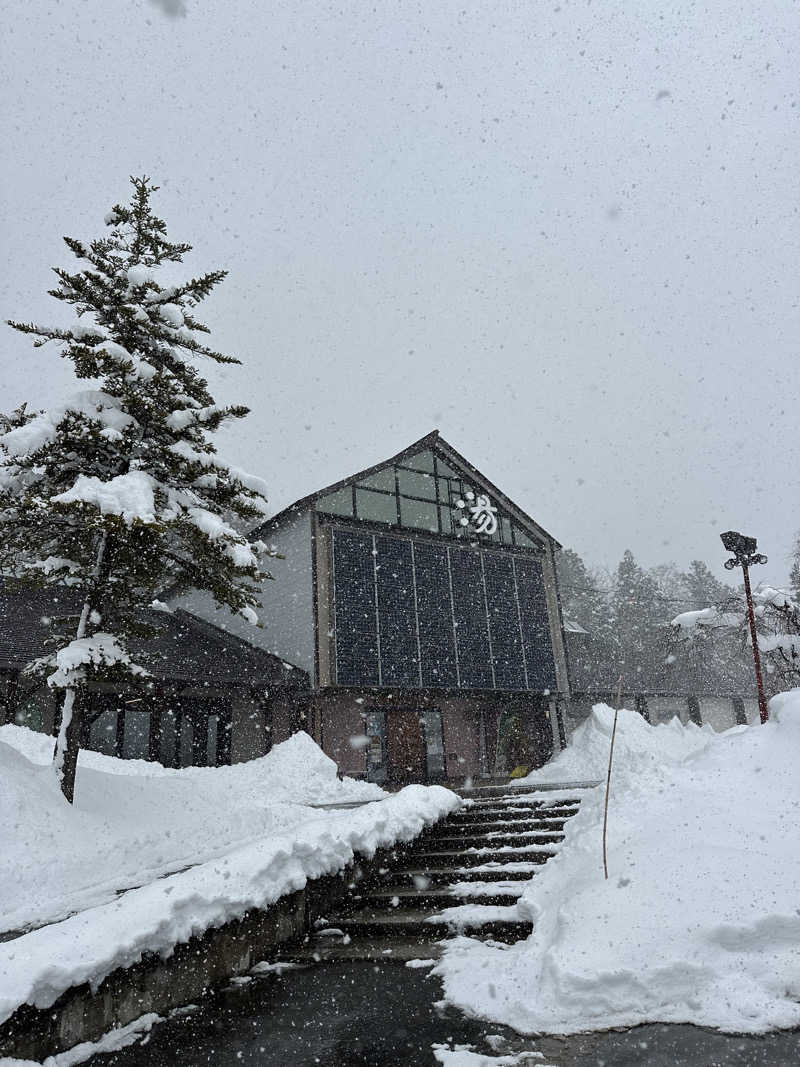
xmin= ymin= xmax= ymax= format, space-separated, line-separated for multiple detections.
xmin=0 ymin=726 xmax=459 ymax=1028
xmin=436 ymin=690 xmax=800 ymax=1035
xmin=0 ymin=724 xmax=384 ymax=935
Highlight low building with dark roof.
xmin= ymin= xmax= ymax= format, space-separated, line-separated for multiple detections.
xmin=0 ymin=583 xmax=309 ymax=767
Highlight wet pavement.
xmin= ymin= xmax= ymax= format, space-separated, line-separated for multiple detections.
xmin=87 ymin=960 xmax=800 ymax=1067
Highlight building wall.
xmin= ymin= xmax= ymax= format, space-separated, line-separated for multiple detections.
xmin=170 ymin=510 xmax=315 ymax=675
xmin=313 ymin=688 xmax=552 ymax=781
xmin=542 ymin=541 xmax=571 ymax=698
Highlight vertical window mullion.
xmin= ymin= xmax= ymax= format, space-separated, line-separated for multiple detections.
xmin=479 ymin=551 xmax=497 ymax=690
xmin=409 ymin=541 xmax=423 ymax=687
xmin=445 ymin=546 xmax=461 ymax=687
xmin=371 ymin=533 xmax=382 ymax=686
xmin=432 ymin=454 xmax=444 ymax=534
xmin=512 ymin=556 xmax=530 ymax=690
xmin=331 ymin=531 xmax=339 ymax=684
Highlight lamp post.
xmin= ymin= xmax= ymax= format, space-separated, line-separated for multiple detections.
xmin=720 ymin=531 xmax=769 ymax=724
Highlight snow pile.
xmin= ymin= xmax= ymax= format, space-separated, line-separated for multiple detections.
xmin=437 ymin=693 xmax=800 ymax=1035
xmin=0 ymin=726 xmax=458 ymax=1027
xmin=516 ymin=703 xmax=713 ymax=785
xmin=0 ymin=726 xmax=385 ymax=935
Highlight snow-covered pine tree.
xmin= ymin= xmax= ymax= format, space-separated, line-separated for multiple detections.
xmin=1 ymin=176 xmax=274 ymax=802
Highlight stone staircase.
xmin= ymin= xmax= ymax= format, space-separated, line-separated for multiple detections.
xmin=280 ymin=785 xmax=590 ymax=963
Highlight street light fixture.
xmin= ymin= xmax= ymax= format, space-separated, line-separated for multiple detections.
xmin=720 ymin=530 xmax=769 ymax=723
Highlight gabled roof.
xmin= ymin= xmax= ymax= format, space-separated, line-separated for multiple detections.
xmin=255 ymin=430 xmax=560 ymax=548
xmin=0 ymin=583 xmax=308 ymax=689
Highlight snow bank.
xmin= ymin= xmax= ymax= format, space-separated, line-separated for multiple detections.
xmin=437 ymin=693 xmax=800 ymax=1035
xmin=517 ymin=703 xmax=713 ymax=785
xmin=0 ymin=727 xmax=459 ymax=1027
xmin=0 ymin=726 xmax=384 ymax=934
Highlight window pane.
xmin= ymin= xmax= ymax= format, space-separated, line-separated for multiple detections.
xmin=160 ymin=706 xmax=180 ymax=767
xmin=15 ymin=689 xmax=52 ymax=733
xmin=399 ymin=496 xmax=439 ymax=532
xmin=397 ymin=468 xmax=437 ymax=500
xmin=179 ymin=716 xmax=193 ymax=767
xmin=207 ymin=714 xmax=218 ymax=766
xmin=422 ymin=710 xmax=445 ymax=778
xmin=438 ymin=505 xmax=454 ymax=536
xmin=123 ymin=710 xmax=151 ymax=760
xmin=88 ymin=707 xmax=118 ymax=756
xmin=317 ymin=486 xmax=354 ymax=517
xmin=375 ymin=536 xmax=419 ymax=685
xmin=484 ymin=553 xmax=526 ymax=690
xmin=449 ymin=547 xmax=493 ymax=687
xmin=433 ymin=455 xmax=459 ymax=478
xmin=365 ymin=710 xmax=387 ymax=782
xmin=332 ymin=529 xmax=380 ymax=685
xmin=400 ymin=449 xmax=436 ymax=473
xmin=355 ymin=487 xmax=398 ymax=524
xmin=414 ymin=542 xmax=458 ymax=687
xmin=515 ymin=555 xmax=557 ymax=690
xmin=358 ymin=468 xmax=396 ymax=492
xmin=514 ymin=525 xmax=537 ymax=548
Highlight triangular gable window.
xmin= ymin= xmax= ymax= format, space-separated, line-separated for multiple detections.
xmin=316 ymin=447 xmax=542 ymax=548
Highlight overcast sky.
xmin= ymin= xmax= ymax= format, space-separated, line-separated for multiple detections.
xmin=1 ymin=0 xmax=798 ymax=586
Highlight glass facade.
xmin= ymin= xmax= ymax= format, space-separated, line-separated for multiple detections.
xmin=331 ymin=526 xmax=557 ymax=692
xmin=315 ymin=447 xmax=543 ymax=549
xmin=82 ymin=697 xmax=230 ymax=768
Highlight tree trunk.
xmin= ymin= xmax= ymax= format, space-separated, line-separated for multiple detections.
xmin=53 ymin=531 xmax=108 ymax=803
xmin=55 ymin=688 xmax=84 ymax=804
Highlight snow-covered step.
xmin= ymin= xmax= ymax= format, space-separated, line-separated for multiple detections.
xmin=404 ymin=844 xmax=559 ymax=869
xmin=390 ymin=865 xmax=539 ymax=885
xmin=278 ymin=936 xmax=446 ymax=963
xmin=363 ymin=883 xmax=523 ymax=909
xmin=447 ymin=803 xmax=580 ymax=823
xmin=451 ymin=860 xmax=547 ymax=876
xmin=431 ymin=830 xmax=564 ymax=849
xmin=464 ymin=797 xmax=584 ymax=813
xmin=458 ymin=782 xmax=598 ymax=799
xmin=440 ymin=879 xmax=526 ymax=899
xmin=436 ymin=815 xmax=573 ymax=834
xmin=332 ymin=906 xmax=529 ymax=942
xmin=426 ymin=902 xmax=526 ymax=930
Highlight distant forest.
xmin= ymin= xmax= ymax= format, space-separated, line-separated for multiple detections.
xmin=557 ymin=535 xmax=800 ymax=697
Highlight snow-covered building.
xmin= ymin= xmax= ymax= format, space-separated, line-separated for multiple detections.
xmin=175 ymin=431 xmax=571 ymax=784
xmin=0 ymin=583 xmax=308 ymax=767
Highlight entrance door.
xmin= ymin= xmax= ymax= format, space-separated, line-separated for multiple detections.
xmin=387 ymin=710 xmax=426 ymax=784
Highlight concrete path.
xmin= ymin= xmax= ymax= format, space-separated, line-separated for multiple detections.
xmin=85 ymin=960 xmax=800 ymax=1066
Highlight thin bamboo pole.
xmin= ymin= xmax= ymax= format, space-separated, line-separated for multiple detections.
xmin=602 ymin=676 xmax=623 ymax=880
